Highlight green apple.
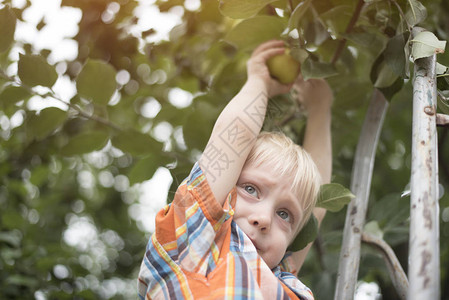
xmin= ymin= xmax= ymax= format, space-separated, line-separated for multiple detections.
xmin=266 ymin=53 xmax=301 ymax=84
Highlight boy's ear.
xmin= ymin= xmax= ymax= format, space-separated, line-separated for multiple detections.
xmin=287 ymin=214 xmax=318 ymax=252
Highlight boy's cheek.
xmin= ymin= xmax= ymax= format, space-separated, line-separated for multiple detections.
xmin=277 ymin=218 xmax=293 ymax=233
xmin=233 ymin=193 xmax=254 ymax=215
xmin=269 ymin=229 xmax=292 ymax=249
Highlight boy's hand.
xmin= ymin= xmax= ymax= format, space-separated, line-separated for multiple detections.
xmin=293 ymin=76 xmax=333 ymax=113
xmin=246 ymin=40 xmax=293 ymax=97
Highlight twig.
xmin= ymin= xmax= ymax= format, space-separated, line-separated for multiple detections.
xmin=362 ymin=232 xmax=408 ymax=300
xmin=437 ymin=113 xmax=449 ymax=127
xmin=0 ymin=70 xmax=122 ymax=131
xmin=438 ymin=90 xmax=448 ymax=101
xmin=331 ymin=0 xmax=365 ymax=65
xmin=288 ymin=0 xmax=294 ymax=12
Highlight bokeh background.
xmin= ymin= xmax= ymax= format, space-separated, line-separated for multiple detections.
xmin=0 ymin=0 xmax=448 ymax=299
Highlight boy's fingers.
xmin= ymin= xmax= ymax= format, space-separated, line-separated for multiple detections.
xmin=256 ymin=47 xmax=286 ymax=62
xmin=252 ymin=40 xmax=285 ymax=56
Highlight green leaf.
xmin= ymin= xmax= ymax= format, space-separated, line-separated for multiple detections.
xmin=18 ymin=54 xmax=58 ymax=88
xmin=128 ymin=154 xmax=173 ymax=185
xmin=224 ymin=16 xmax=285 ymax=50
xmin=287 ymin=0 xmax=312 ymax=31
xmin=377 ymin=77 xmax=404 ymax=102
xmin=406 ymin=0 xmax=427 ymax=26
xmin=369 ymin=194 xmax=409 ymax=235
xmin=182 ymin=108 xmax=213 ymax=150
xmin=374 ymin=62 xmax=398 ymax=88
xmin=76 ymin=59 xmax=117 ymax=105
xmin=128 ymin=155 xmax=160 ymax=185
xmin=317 ymin=183 xmax=354 ymax=212
xmin=290 ymin=47 xmax=309 ymax=64
xmin=341 ymin=27 xmax=388 ymax=56
xmin=0 ymin=85 xmax=31 ymax=110
xmin=370 ymin=53 xmax=404 ymax=101
xmin=364 ymin=220 xmax=383 ymax=239
xmin=436 ymin=63 xmax=448 ymax=75
xmin=112 ymin=130 xmax=162 ymax=156
xmin=287 ymin=214 xmax=318 ymax=252
xmin=437 ymin=74 xmax=449 ymax=91
xmin=219 ymin=0 xmax=277 ymax=19
xmin=411 ymin=31 xmax=447 ymax=61
xmin=30 ymin=165 xmax=50 ymax=187
xmin=320 ymin=5 xmax=353 ymax=38
xmin=304 ymin=19 xmax=330 ymax=46
xmin=0 ymin=6 xmax=17 ymax=53
xmin=384 ymin=32 xmax=410 ymax=78
xmin=61 ymin=130 xmax=110 ymax=156
xmin=301 ymin=58 xmax=338 ymax=80
xmin=26 ymin=107 xmax=68 ymax=140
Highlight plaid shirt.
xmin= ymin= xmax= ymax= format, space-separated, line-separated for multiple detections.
xmin=138 ymin=162 xmax=314 ymax=299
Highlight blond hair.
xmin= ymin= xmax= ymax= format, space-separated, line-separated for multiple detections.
xmin=244 ymin=131 xmax=321 ymax=234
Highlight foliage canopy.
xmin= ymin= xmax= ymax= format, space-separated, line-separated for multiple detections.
xmin=0 ymin=0 xmax=449 ymax=299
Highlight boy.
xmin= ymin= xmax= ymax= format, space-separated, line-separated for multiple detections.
xmin=138 ymin=40 xmax=333 ymax=299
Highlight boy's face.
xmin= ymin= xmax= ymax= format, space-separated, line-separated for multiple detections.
xmin=234 ymin=160 xmax=303 ymax=269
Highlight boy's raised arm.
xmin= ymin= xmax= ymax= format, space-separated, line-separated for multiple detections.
xmin=199 ymin=40 xmax=291 ymax=206
xmin=290 ymin=77 xmax=334 ymax=272
xmin=298 ymin=77 xmax=333 ymax=184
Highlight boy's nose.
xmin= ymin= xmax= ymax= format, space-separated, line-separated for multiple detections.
xmin=249 ymin=214 xmax=271 ymax=232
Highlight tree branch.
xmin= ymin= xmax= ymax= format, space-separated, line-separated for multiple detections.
xmin=362 ymin=232 xmax=408 ymax=300
xmin=438 ymin=90 xmax=449 ymax=101
xmin=331 ymin=0 xmax=365 ymax=65
xmin=288 ymin=0 xmax=294 ymax=12
xmin=437 ymin=113 xmax=449 ymax=127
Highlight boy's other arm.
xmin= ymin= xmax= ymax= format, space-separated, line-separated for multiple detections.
xmin=199 ymin=40 xmax=292 ymax=206
xmin=299 ymin=78 xmax=333 ymax=184
xmin=290 ymin=78 xmax=333 ymax=272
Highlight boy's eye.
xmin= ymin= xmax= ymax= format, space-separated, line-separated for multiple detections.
xmin=244 ymin=185 xmax=258 ymax=197
xmin=277 ymin=210 xmax=290 ymax=222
